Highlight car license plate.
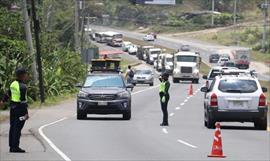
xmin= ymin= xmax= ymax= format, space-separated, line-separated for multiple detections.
xmin=98 ymin=102 xmax=108 ymax=106
xmin=232 ymin=101 xmax=246 ymax=109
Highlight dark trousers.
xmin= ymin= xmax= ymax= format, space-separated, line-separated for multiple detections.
xmin=9 ymin=104 xmax=27 ymax=149
xmin=160 ymin=98 xmax=169 ymax=124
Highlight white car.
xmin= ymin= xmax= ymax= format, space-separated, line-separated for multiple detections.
xmin=133 ymin=69 xmax=154 ymax=86
xmin=128 ymin=44 xmax=138 ymax=55
xmin=122 ymin=41 xmax=132 ymax=52
xmin=217 ymin=57 xmax=229 ymax=66
xmin=201 ymin=74 xmax=268 ymax=130
xmin=143 ymin=34 xmax=155 ymax=41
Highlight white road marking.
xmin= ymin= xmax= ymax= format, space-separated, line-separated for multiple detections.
xmin=184 ymin=99 xmax=188 ymax=103
xmin=132 ymin=85 xmax=159 ymax=95
xmin=39 ymin=117 xmax=72 ymax=161
xmin=180 ymin=103 xmax=185 ymax=106
xmin=175 ymin=107 xmax=181 ymax=110
xmin=186 ymin=96 xmax=190 ymax=99
xmin=177 ymin=139 xmax=198 ymax=149
xmin=169 ymin=113 xmax=175 ymax=117
xmin=162 ymin=128 xmax=168 ymax=134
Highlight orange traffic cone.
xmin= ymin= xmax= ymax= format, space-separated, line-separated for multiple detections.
xmin=188 ymin=84 xmax=193 ymax=96
xmin=208 ymin=122 xmax=226 ymax=158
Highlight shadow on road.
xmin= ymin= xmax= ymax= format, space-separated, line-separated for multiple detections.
xmin=221 ymin=125 xmax=260 ymax=131
xmin=80 ymin=117 xmax=126 ymax=121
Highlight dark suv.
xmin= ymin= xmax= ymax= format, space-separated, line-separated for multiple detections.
xmin=76 ymin=74 xmax=133 ymax=120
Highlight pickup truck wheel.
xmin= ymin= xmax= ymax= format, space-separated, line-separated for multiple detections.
xmin=254 ymin=118 xmax=267 ymax=130
xmin=206 ymin=111 xmax=215 ymax=129
xmin=149 ymin=83 xmax=154 ymax=86
xmin=123 ymin=110 xmax=131 ymax=120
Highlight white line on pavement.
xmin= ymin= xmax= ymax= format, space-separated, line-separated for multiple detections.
xmin=184 ymin=99 xmax=188 ymax=103
xmin=175 ymin=107 xmax=181 ymax=110
xmin=177 ymin=139 xmax=198 ymax=149
xmin=180 ymin=103 xmax=185 ymax=106
xmin=162 ymin=128 xmax=168 ymax=134
xmin=169 ymin=113 xmax=175 ymax=117
xmin=39 ymin=117 xmax=72 ymax=161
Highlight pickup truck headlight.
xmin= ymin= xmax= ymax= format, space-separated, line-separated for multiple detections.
xmin=78 ymin=91 xmax=88 ymax=98
xmin=117 ymin=91 xmax=129 ymax=98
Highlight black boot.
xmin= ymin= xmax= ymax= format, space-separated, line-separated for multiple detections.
xmin=160 ymin=123 xmax=169 ymax=126
xmin=10 ymin=147 xmax=26 ymax=153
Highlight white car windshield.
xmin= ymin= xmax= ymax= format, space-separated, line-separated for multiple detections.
xmin=84 ymin=75 xmax=124 ymax=88
xmin=176 ymin=56 xmax=196 ymax=62
xmin=218 ymin=79 xmax=258 ymax=93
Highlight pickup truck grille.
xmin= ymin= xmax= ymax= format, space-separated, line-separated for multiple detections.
xmin=181 ymin=67 xmax=192 ymax=73
xmin=88 ymin=94 xmax=116 ymax=101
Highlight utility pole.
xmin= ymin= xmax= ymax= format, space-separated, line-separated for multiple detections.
xmin=233 ymin=0 xmax=237 ymax=25
xmin=74 ymin=0 xmax=80 ymax=53
xmin=211 ymin=0 xmax=215 ymax=26
xmin=21 ymin=0 xmax=38 ymax=84
xmin=30 ymin=0 xmax=45 ymax=103
xmin=262 ymin=0 xmax=269 ymax=52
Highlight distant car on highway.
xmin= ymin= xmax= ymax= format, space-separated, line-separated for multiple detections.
xmin=203 ymin=66 xmax=237 ymax=88
xmin=143 ymin=34 xmax=155 ymax=41
xmin=180 ymin=45 xmax=190 ymax=51
xmin=122 ymin=41 xmax=132 ymax=52
xmin=201 ymin=74 xmax=268 ymax=130
xmin=128 ymin=44 xmax=138 ymax=55
xmin=149 ymin=32 xmax=157 ymax=39
xmin=133 ymin=69 xmax=154 ymax=86
xmin=209 ymin=54 xmax=220 ymax=63
xmin=217 ymin=57 xmax=229 ymax=66
xmin=223 ymin=61 xmax=235 ymax=67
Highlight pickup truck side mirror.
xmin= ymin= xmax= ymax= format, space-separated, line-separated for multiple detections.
xmin=262 ymin=87 xmax=268 ymax=93
xmin=200 ymin=86 xmax=209 ymax=93
xmin=202 ymin=75 xmax=208 ymax=80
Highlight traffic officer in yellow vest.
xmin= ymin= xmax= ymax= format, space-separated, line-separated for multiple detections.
xmin=7 ymin=68 xmax=29 ymax=153
xmin=159 ymin=72 xmax=170 ymax=126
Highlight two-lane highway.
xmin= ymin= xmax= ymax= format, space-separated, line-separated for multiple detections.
xmin=40 ymin=75 xmax=269 ymax=160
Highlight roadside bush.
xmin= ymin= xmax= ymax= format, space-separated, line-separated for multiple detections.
xmin=214 ymin=13 xmax=233 ymax=25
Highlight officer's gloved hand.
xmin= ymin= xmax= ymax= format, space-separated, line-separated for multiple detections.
xmin=161 ymin=96 xmax=166 ymax=103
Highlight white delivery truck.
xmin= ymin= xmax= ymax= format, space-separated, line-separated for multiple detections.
xmin=172 ymin=51 xmax=201 ymax=83
xmin=146 ymin=48 xmax=161 ymax=65
xmin=217 ymin=47 xmax=250 ymax=69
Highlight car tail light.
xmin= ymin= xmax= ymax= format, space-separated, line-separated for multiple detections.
xmin=210 ymin=93 xmax=218 ymax=107
xmin=259 ymin=93 xmax=266 ymax=107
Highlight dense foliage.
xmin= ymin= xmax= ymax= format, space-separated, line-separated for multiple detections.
xmin=0 ymin=2 xmax=86 ymax=103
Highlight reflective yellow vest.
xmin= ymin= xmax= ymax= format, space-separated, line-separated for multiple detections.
xmin=10 ymin=81 xmax=21 ymax=102
xmin=159 ymin=82 xmax=166 ymax=93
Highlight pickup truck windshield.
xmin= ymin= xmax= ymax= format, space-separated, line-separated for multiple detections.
xmin=218 ymin=79 xmax=258 ymax=93
xmin=84 ymin=75 xmax=124 ymax=88
xmin=166 ymin=58 xmax=173 ymax=62
xmin=176 ymin=56 xmax=197 ymax=62
xmin=150 ymin=51 xmax=161 ymax=55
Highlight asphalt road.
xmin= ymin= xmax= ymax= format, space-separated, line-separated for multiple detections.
xmin=41 ymin=73 xmax=269 ymax=161
xmin=91 ymin=25 xmax=270 ymax=81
